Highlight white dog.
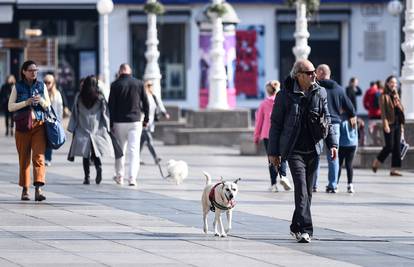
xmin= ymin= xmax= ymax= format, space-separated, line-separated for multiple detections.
xmin=166 ymin=159 xmax=188 ymax=184
xmin=201 ymin=171 xmax=241 ymax=237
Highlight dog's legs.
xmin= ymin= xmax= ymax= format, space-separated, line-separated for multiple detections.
xmin=225 ymin=210 xmax=232 ymax=234
xmin=217 ymin=211 xmax=227 ymax=237
xmin=214 ymin=211 xmax=221 ymax=236
xmin=202 ymin=209 xmax=209 ymax=234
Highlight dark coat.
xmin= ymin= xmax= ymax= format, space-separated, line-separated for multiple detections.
xmin=268 ymin=77 xmax=337 ymax=161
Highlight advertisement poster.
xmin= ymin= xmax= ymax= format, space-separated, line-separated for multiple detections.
xmin=235 ymin=25 xmax=265 ymax=99
xmin=199 ymin=31 xmax=237 ymax=109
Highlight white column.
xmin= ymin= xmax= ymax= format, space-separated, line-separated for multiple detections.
xmin=102 ymin=13 xmax=110 ymax=86
xmin=143 ymin=0 xmax=162 ymax=100
xmin=292 ymin=0 xmax=311 ymax=60
xmin=401 ymin=0 xmax=414 ymax=119
xmin=207 ymin=0 xmax=228 ymax=110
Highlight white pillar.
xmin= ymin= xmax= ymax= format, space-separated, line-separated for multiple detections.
xmin=401 ymin=0 xmax=414 ymax=119
xmin=207 ymin=0 xmax=228 ymax=110
xmin=292 ymin=0 xmax=311 ymax=60
xmin=143 ymin=0 xmax=162 ymax=100
xmin=102 ymin=13 xmax=110 ymax=86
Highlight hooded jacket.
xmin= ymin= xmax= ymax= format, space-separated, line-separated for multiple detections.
xmin=254 ymin=95 xmax=275 ymax=142
xmin=268 ymin=76 xmax=337 ymax=161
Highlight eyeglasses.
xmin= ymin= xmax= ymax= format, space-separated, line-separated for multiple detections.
xmin=44 ymin=81 xmax=51 ymax=85
xmin=299 ymin=70 xmax=316 ymax=76
xmin=26 ymin=69 xmax=38 ymax=73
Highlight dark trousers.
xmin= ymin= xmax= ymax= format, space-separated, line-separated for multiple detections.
xmin=45 ymin=147 xmax=52 ymax=162
xmin=288 ymin=152 xmax=318 ymax=236
xmin=140 ymin=129 xmax=158 ymax=163
xmin=338 ymin=146 xmax=356 ymax=184
xmin=82 ymin=149 xmax=102 ymax=179
xmin=4 ymin=110 xmax=13 ymax=135
xmin=377 ymin=124 xmax=401 ymax=168
xmin=263 ymin=139 xmax=287 ymax=185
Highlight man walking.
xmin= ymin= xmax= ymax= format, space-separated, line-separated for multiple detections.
xmin=316 ymin=64 xmax=356 ymax=193
xmin=109 ymin=63 xmax=149 ymax=186
xmin=268 ymin=59 xmax=337 ymax=243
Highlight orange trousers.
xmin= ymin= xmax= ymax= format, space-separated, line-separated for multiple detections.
xmin=15 ymin=121 xmax=46 ymax=188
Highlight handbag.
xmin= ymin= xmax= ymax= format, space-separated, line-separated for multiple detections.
xmin=400 ymin=138 xmax=409 ymax=160
xmin=45 ymin=106 xmax=66 ymax=149
xmin=13 ymin=108 xmax=33 ymax=132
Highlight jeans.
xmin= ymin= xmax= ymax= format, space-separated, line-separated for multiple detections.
xmin=140 ymin=129 xmax=159 ymax=163
xmin=45 ymin=147 xmax=52 ymax=162
xmin=288 ymin=152 xmax=319 ymax=236
xmin=338 ymin=146 xmax=356 ymax=184
xmin=377 ymin=124 xmax=402 ymax=168
xmin=263 ymin=139 xmax=287 ymax=185
xmin=326 ymin=123 xmax=340 ymax=189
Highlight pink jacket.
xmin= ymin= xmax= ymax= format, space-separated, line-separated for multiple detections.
xmin=254 ymin=95 xmax=275 ymax=143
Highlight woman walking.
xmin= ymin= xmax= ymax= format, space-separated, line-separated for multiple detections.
xmin=372 ymin=75 xmax=405 ymax=176
xmin=1 ymin=74 xmax=16 ymax=136
xmin=68 ymin=75 xmax=113 ymax=184
xmin=338 ymin=115 xmax=358 ymax=193
xmin=254 ymin=80 xmax=291 ymax=192
xmin=8 ymin=60 xmax=50 ymax=201
xmin=43 ymin=74 xmax=63 ymax=166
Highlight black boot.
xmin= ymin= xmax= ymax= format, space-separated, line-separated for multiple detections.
xmin=83 ymin=158 xmax=90 ymax=185
xmin=95 ymin=164 xmax=102 ymax=184
xmin=35 ymin=186 xmax=46 ymax=201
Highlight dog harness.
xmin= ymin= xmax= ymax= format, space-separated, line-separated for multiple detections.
xmin=209 ymin=182 xmax=236 ymax=212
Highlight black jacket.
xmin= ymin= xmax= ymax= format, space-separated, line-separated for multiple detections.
xmin=108 ymin=74 xmax=149 ymax=126
xmin=318 ymin=79 xmax=355 ymax=124
xmin=268 ymin=76 xmax=337 ymax=160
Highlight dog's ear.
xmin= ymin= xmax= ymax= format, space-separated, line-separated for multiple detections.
xmin=234 ymin=178 xmax=241 ymax=184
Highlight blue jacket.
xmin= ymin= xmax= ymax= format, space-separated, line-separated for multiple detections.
xmin=15 ymin=80 xmax=46 ymax=121
xmin=268 ymin=77 xmax=337 ymax=161
xmin=318 ymin=79 xmax=355 ymax=124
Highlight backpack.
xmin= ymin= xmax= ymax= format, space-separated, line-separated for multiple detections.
xmin=372 ymin=91 xmax=381 ymax=109
xmin=307 ymin=90 xmax=329 ymax=142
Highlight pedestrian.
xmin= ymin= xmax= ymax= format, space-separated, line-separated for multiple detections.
xmin=345 ymin=77 xmax=362 ymax=112
xmin=1 ymin=74 xmax=16 ymax=136
xmin=108 ymin=63 xmax=149 ymax=186
xmin=8 ymin=60 xmax=50 ymax=201
xmin=372 ymin=75 xmax=405 ymax=176
xmin=67 ymin=75 xmax=113 ymax=185
xmin=254 ymin=80 xmax=291 ymax=192
xmin=363 ymin=81 xmax=381 ymax=120
xmin=338 ymin=115 xmax=358 ymax=193
xmin=316 ymin=64 xmax=356 ymax=193
xmin=43 ymin=74 xmax=63 ymax=166
xmin=268 ymin=59 xmax=337 ymax=243
xmin=140 ymin=80 xmax=169 ymax=165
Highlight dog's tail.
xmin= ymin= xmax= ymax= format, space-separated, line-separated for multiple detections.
xmin=202 ymin=171 xmax=211 ymax=185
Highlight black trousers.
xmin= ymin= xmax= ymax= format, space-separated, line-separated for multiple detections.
xmin=140 ymin=129 xmax=158 ymax=163
xmin=377 ymin=124 xmax=401 ymax=168
xmin=288 ymin=152 xmax=318 ymax=236
xmin=338 ymin=146 xmax=356 ymax=184
xmin=82 ymin=149 xmax=102 ymax=178
xmin=4 ymin=110 xmax=13 ymax=134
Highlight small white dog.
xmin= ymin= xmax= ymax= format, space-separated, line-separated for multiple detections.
xmin=166 ymin=159 xmax=188 ymax=184
xmin=201 ymin=171 xmax=241 ymax=237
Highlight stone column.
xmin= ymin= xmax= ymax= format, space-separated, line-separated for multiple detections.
xmin=144 ymin=0 xmax=162 ymax=100
xmin=207 ymin=0 xmax=228 ymax=110
xmin=292 ymin=0 xmax=311 ymax=60
xmin=401 ymin=0 xmax=414 ymax=119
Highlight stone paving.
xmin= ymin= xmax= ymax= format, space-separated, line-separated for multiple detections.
xmin=0 ymin=130 xmax=413 ymax=266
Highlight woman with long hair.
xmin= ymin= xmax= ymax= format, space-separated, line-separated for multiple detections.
xmin=43 ymin=74 xmax=63 ymax=166
xmin=0 ymin=74 xmax=16 ymax=136
xmin=67 ymin=75 xmax=113 ymax=184
xmin=8 ymin=60 xmax=50 ymax=201
xmin=372 ymin=75 xmax=405 ymax=176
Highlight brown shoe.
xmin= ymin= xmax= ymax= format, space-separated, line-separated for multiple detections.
xmin=390 ymin=170 xmax=403 ymax=176
xmin=21 ymin=188 xmax=30 ymax=201
xmin=372 ymin=159 xmax=380 ymax=173
xmin=35 ymin=187 xmax=46 ymax=202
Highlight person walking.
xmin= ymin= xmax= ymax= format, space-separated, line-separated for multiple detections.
xmin=67 ymin=75 xmax=113 ymax=185
xmin=268 ymin=59 xmax=337 ymax=243
xmin=345 ymin=77 xmax=362 ymax=112
xmin=338 ymin=114 xmax=358 ymax=193
xmin=109 ymin=64 xmax=149 ymax=186
xmin=316 ymin=64 xmax=356 ymax=193
xmin=254 ymin=80 xmax=291 ymax=192
xmin=372 ymin=75 xmax=405 ymax=176
xmin=140 ymin=80 xmax=169 ymax=165
xmin=363 ymin=81 xmax=382 ymax=120
xmin=43 ymin=74 xmax=63 ymax=166
xmin=0 ymin=74 xmax=16 ymax=136
xmin=8 ymin=60 xmax=50 ymax=201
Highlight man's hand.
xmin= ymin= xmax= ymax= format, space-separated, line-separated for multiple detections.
xmin=143 ymin=121 xmax=148 ymax=128
xmin=268 ymin=155 xmax=281 ymax=167
xmin=330 ymin=147 xmax=338 ymax=160
xmin=349 ymin=116 xmax=357 ymax=129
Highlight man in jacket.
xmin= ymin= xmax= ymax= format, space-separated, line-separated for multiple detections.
xmin=109 ymin=63 xmax=149 ymax=186
xmin=268 ymin=59 xmax=337 ymax=243
xmin=316 ymin=64 xmax=356 ymax=193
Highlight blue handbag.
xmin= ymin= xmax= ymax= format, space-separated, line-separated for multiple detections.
xmin=45 ymin=106 xmax=66 ymax=149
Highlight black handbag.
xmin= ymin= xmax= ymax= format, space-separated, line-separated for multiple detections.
xmin=307 ymin=93 xmax=329 ymax=142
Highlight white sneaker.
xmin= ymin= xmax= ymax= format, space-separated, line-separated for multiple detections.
xmin=268 ymin=184 xmax=278 ymax=192
xmin=298 ymin=232 xmax=311 ymax=243
xmin=45 ymin=161 xmax=51 ymax=167
xmin=128 ymin=178 xmax=137 ymax=187
xmin=279 ymin=176 xmax=292 ymax=191
xmin=113 ymin=175 xmax=123 ymax=185
xmin=347 ymin=183 xmax=354 ymax=193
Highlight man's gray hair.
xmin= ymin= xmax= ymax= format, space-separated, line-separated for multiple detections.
xmin=290 ymin=60 xmax=306 ymax=78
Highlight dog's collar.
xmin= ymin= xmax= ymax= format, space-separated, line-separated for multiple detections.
xmin=209 ymin=183 xmax=236 ymax=211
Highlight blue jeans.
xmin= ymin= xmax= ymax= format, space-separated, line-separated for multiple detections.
xmin=263 ymin=139 xmax=287 ymax=185
xmin=326 ymin=123 xmax=340 ymax=189
xmin=45 ymin=147 xmax=52 ymax=162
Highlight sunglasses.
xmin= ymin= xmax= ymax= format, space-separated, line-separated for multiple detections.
xmin=26 ymin=69 xmax=38 ymax=73
xmin=147 ymin=83 xmax=153 ymax=87
xmin=300 ymin=70 xmax=316 ymax=76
